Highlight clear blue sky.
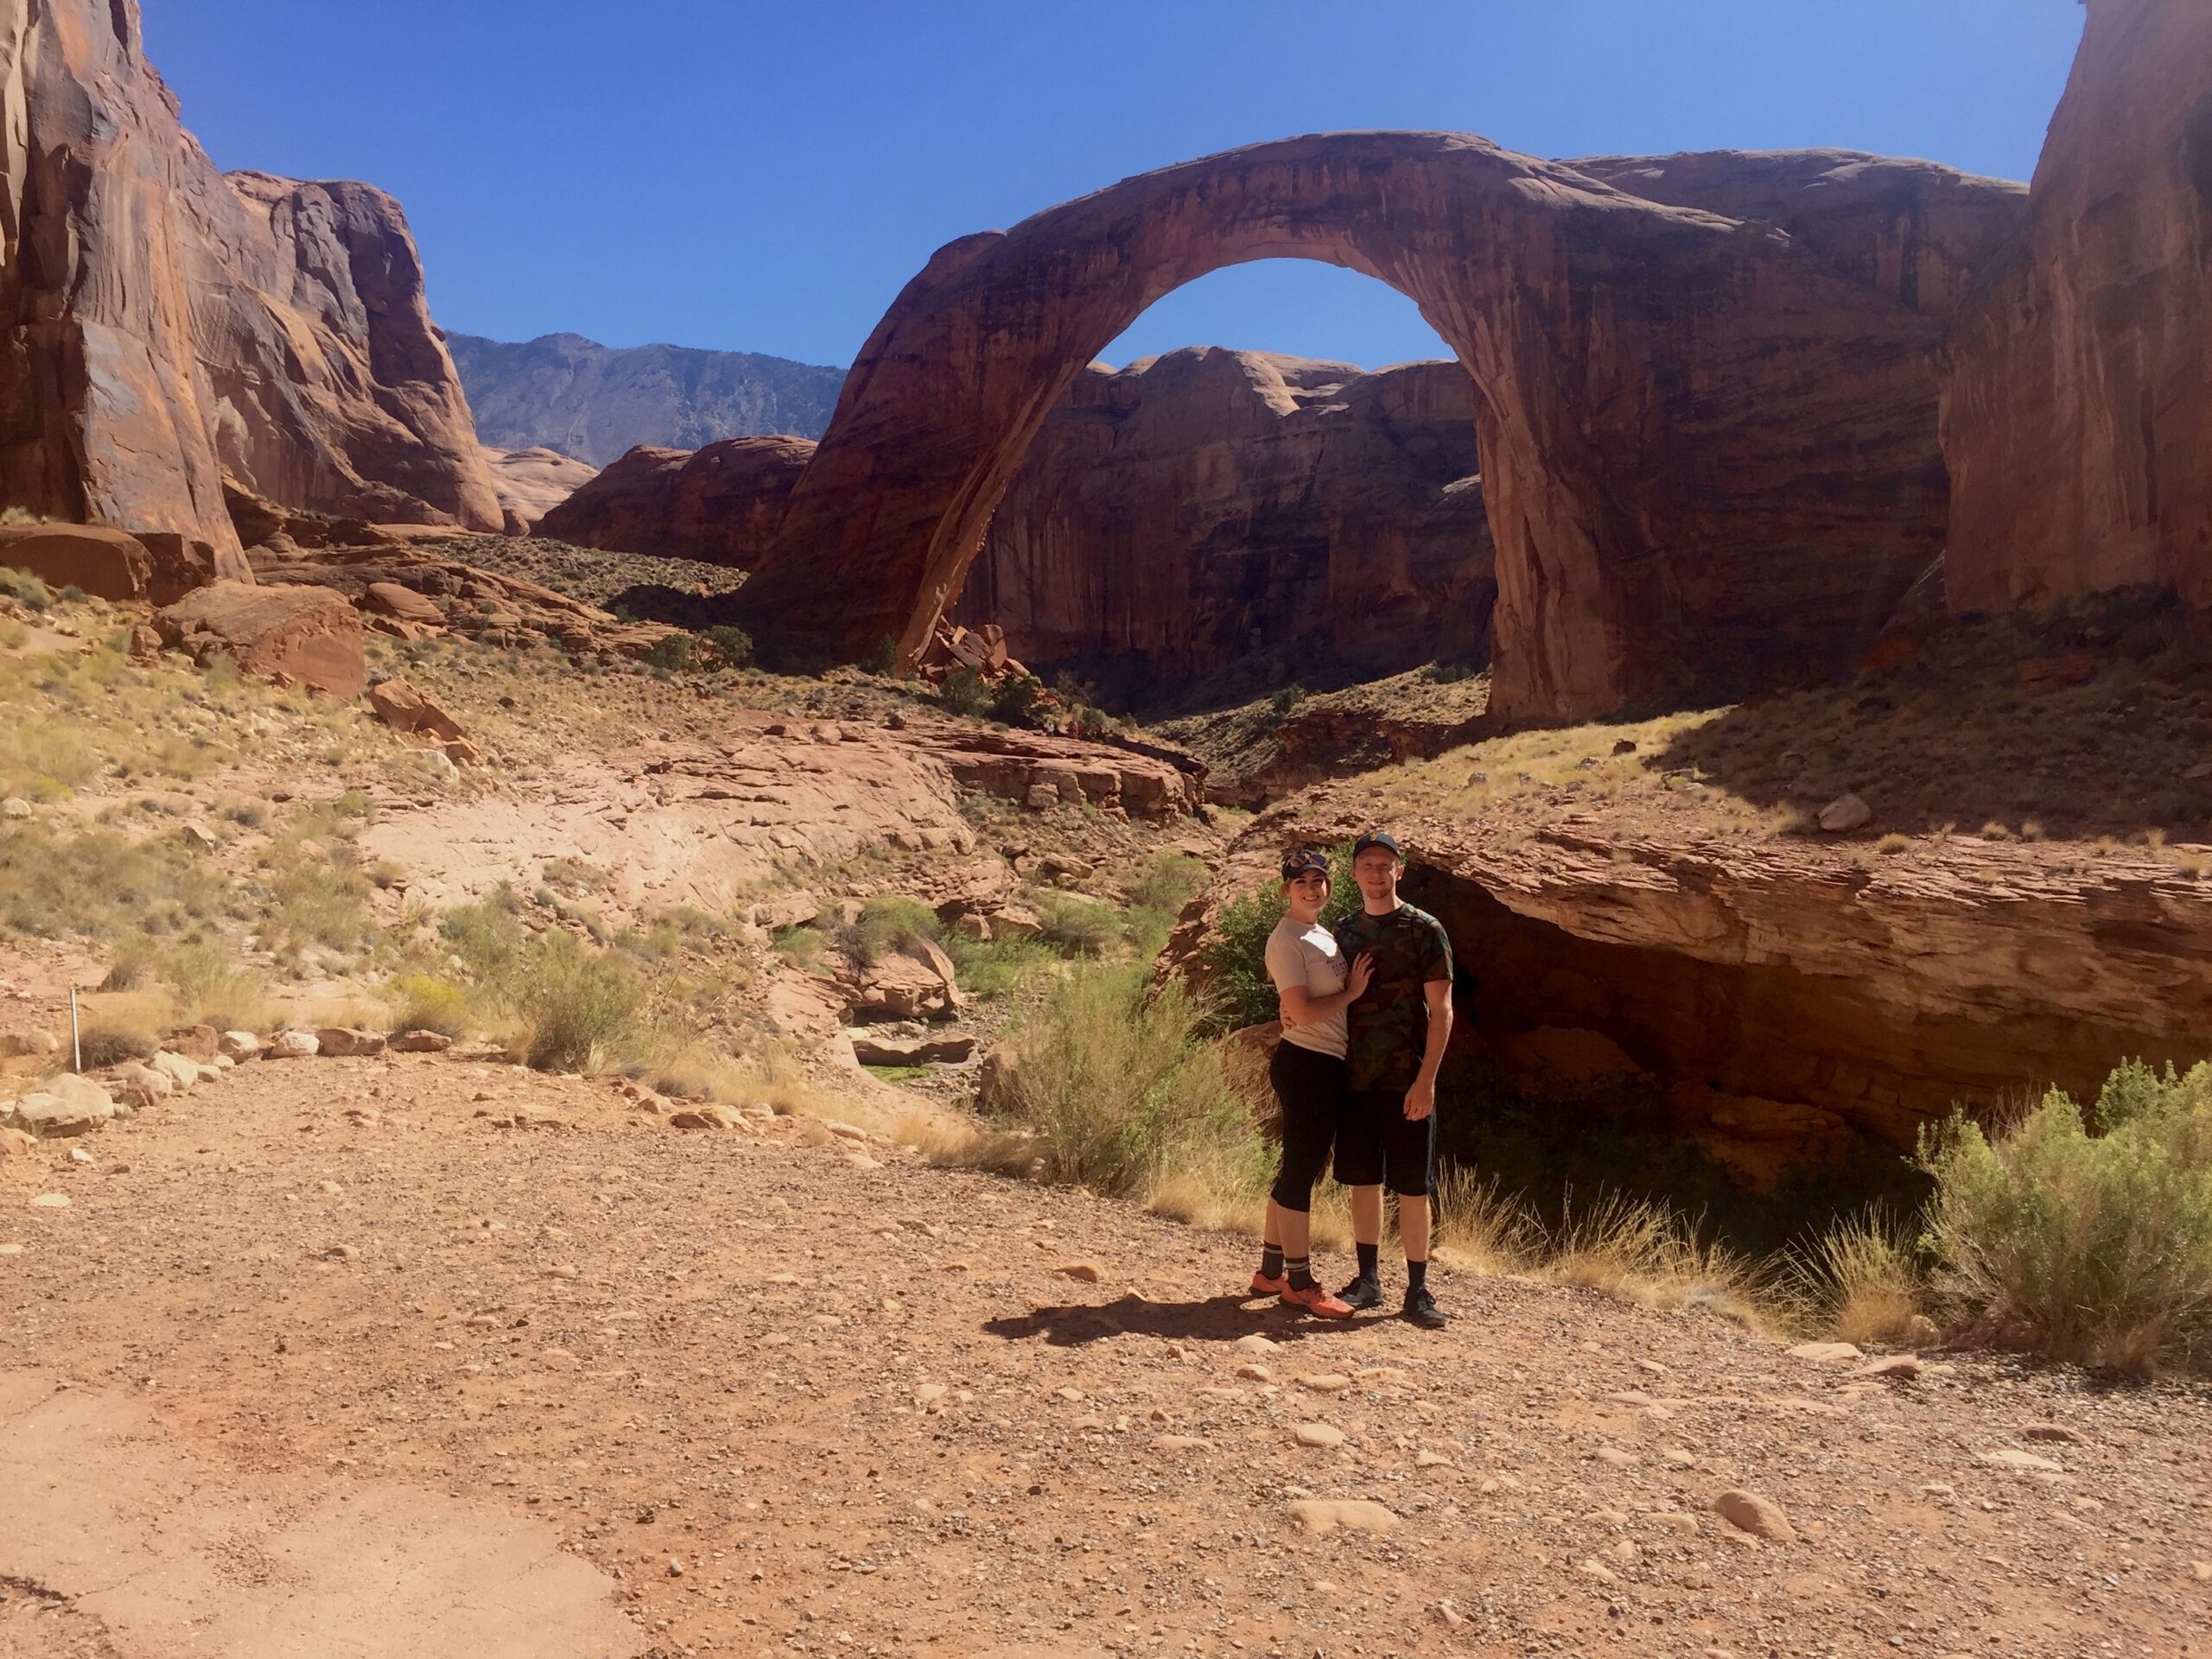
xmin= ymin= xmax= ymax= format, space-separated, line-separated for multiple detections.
xmin=146 ymin=1 xmax=2083 ymax=372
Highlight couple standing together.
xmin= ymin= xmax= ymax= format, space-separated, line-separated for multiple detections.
xmin=1252 ymin=830 xmax=1453 ymax=1329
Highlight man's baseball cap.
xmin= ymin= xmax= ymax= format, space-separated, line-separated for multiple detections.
xmin=1279 ymin=848 xmax=1330 ymax=881
xmin=1351 ymin=830 xmax=1403 ymax=861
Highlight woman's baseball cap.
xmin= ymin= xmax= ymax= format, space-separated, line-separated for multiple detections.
xmin=1279 ymin=849 xmax=1330 ymax=882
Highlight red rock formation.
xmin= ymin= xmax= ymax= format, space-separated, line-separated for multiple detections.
xmin=0 ymin=0 xmax=500 ymax=556
xmin=949 ymin=349 xmax=1492 ymax=696
xmin=482 ymin=447 xmax=599 ymax=534
xmin=1941 ymin=0 xmax=2212 ymax=612
xmin=535 ymin=435 xmax=816 ymax=566
xmin=735 ymin=134 xmax=2024 ymax=719
xmin=156 ymin=582 xmax=366 ymax=698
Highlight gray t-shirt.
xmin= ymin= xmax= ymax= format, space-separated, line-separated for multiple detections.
xmin=1264 ymin=915 xmax=1349 ymax=1058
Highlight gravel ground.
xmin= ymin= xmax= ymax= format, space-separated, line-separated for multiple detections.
xmin=4 ymin=1054 xmax=2210 ymax=1659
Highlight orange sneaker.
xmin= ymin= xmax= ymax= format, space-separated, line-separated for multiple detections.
xmin=1280 ymin=1281 xmax=1356 ymax=1319
xmin=1249 ymin=1270 xmax=1290 ymax=1297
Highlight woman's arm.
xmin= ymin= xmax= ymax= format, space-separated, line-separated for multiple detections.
xmin=1278 ymin=952 xmax=1373 ymax=1028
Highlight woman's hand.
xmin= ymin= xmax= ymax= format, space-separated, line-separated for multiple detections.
xmin=1344 ymin=951 xmax=1375 ymax=1001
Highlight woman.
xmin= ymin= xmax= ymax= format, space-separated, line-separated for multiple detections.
xmin=1249 ymin=849 xmax=1372 ymax=1316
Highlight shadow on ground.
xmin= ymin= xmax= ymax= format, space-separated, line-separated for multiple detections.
xmin=984 ymin=1293 xmax=1383 ymax=1348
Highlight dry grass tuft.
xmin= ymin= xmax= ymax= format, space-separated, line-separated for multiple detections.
xmin=1780 ymin=1208 xmax=1927 ymax=1345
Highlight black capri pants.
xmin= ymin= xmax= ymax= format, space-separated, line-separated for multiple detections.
xmin=1268 ymin=1039 xmax=1346 ymax=1212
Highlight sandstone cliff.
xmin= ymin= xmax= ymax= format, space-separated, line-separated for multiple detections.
xmin=448 ymin=333 xmax=845 ymax=466
xmin=734 ymin=134 xmax=2027 ymax=720
xmin=0 ymin=0 xmax=500 ymax=554
xmin=1941 ymin=0 xmax=2212 ymax=612
xmin=536 ymin=436 xmax=817 ymax=564
xmin=482 ymin=447 xmax=599 ymax=534
xmin=950 ymin=348 xmax=1492 ymax=699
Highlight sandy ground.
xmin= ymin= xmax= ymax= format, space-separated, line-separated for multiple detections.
xmin=4 ymin=1055 xmax=2210 ymax=1659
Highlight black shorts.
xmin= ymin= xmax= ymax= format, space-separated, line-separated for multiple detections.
xmin=1333 ymin=1086 xmax=1437 ymax=1198
xmin=1268 ymin=1041 xmax=1345 ymax=1213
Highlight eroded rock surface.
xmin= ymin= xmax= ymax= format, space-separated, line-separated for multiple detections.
xmin=536 ymin=436 xmax=817 ymax=566
xmin=1941 ymin=0 xmax=2212 ymax=611
xmin=951 ymin=349 xmax=1491 ymax=696
xmin=735 ymin=133 xmax=2024 ymax=719
xmin=156 ymin=581 xmax=366 ymax=698
xmin=0 ymin=0 xmax=499 ymax=554
xmin=482 ymin=448 xmax=599 ymax=534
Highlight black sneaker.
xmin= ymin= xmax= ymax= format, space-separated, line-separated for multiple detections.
xmin=1402 ymin=1286 xmax=1446 ymax=1330
xmin=1337 ymin=1274 xmax=1383 ymax=1312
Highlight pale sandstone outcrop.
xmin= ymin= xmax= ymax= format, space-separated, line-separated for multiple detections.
xmin=1941 ymin=0 xmax=2212 ymax=611
xmin=481 ymin=448 xmax=599 ymax=535
xmin=0 ymin=0 xmax=499 ymax=556
xmin=156 ymin=581 xmax=366 ymax=698
xmin=535 ymin=436 xmax=817 ymax=566
xmin=734 ymin=133 xmax=2024 ymax=719
xmin=951 ymin=349 xmax=1491 ymax=695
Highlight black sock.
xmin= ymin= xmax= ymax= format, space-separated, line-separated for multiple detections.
xmin=1407 ymin=1259 xmax=1429 ymax=1294
xmin=1356 ymin=1242 xmax=1379 ymax=1281
xmin=1260 ymin=1243 xmax=1285 ymax=1281
xmin=1287 ymin=1256 xmax=1315 ymax=1291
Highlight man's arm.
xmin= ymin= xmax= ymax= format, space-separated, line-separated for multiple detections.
xmin=1402 ymin=977 xmax=1452 ymax=1122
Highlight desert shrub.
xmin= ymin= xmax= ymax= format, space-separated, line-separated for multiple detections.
xmin=991 ymin=963 xmax=1255 ymax=1196
xmin=0 ymin=823 xmax=225 ymax=941
xmin=513 ymin=930 xmax=644 ymax=1072
xmin=988 ymin=672 xmax=1047 ymax=729
xmin=442 ymin=890 xmax=531 ymax=982
xmin=1269 ymin=684 xmax=1306 ymax=715
xmin=1199 ymin=840 xmax=1359 ymax=1031
xmin=263 ymin=852 xmax=373 ymax=952
xmin=771 ymin=924 xmax=825 ymax=969
xmin=1782 ymin=1207 xmax=1927 ymax=1345
xmin=866 ymin=635 xmax=900 ymax=677
xmin=0 ymin=568 xmax=53 ymax=610
xmin=1037 ymin=891 xmax=1120 ymax=958
xmin=938 ymin=668 xmax=988 ymax=717
xmin=1121 ymin=852 xmax=1209 ymax=960
xmin=164 ymin=942 xmax=270 ymax=1031
xmin=1918 ymin=1059 xmax=2212 ymax=1372
xmin=1547 ymin=1191 xmax=1770 ymax=1325
xmin=98 ymin=935 xmax=160 ymax=992
xmin=385 ymin=971 xmax=474 ymax=1038
xmin=836 ymin=894 xmax=941 ymax=967
xmin=644 ymin=633 xmax=696 ymax=672
xmin=76 ymin=1021 xmax=157 ymax=1068
xmin=942 ymin=931 xmax=1055 ymax=999
xmin=706 ymin=625 xmax=753 ymax=666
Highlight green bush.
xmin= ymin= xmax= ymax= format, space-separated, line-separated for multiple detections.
xmin=939 ymin=668 xmax=988 ymax=717
xmin=0 ymin=568 xmax=54 ymax=611
xmin=836 ymin=894 xmax=941 ymax=967
xmin=1919 ymin=1058 xmax=2212 ymax=1373
xmin=994 ymin=963 xmax=1256 ymax=1196
xmin=705 ymin=625 xmax=753 ymax=666
xmin=165 ymin=942 xmax=270 ymax=1031
xmin=1199 ymin=840 xmax=1359 ymax=1031
xmin=77 ymin=1021 xmax=157 ymax=1068
xmin=515 ymin=930 xmax=644 ymax=1072
xmin=644 ymin=633 xmax=696 ymax=673
xmin=1123 ymin=852 xmax=1209 ymax=959
xmin=1270 ymin=684 xmax=1307 ymax=715
xmin=1038 ymin=891 xmax=1120 ymax=958
xmin=988 ymin=672 xmax=1047 ymax=729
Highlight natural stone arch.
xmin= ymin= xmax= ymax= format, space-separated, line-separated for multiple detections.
xmin=735 ymin=131 xmax=2018 ymax=718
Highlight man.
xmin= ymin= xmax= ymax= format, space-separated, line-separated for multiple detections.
xmin=1330 ymin=830 xmax=1453 ymax=1329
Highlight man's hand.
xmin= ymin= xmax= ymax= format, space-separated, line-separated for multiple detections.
xmin=1402 ymin=1076 xmax=1435 ymax=1122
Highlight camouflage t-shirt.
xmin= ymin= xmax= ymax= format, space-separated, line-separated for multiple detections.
xmin=1332 ymin=903 xmax=1454 ymax=1093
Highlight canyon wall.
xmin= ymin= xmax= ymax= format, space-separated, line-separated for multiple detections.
xmin=536 ymin=436 xmax=817 ymax=563
xmin=0 ymin=0 xmax=499 ymax=554
xmin=1942 ymin=0 xmax=2212 ymax=612
xmin=949 ymin=348 xmax=1492 ymax=697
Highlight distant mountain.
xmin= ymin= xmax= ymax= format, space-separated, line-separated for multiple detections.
xmin=446 ymin=333 xmax=846 ymax=467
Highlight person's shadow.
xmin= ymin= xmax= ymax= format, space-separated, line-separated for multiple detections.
xmin=983 ymin=1293 xmax=1381 ymax=1348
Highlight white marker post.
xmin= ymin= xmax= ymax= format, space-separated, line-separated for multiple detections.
xmin=70 ymin=985 xmax=81 ymax=1074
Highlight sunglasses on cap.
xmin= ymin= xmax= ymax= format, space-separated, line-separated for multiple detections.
xmin=1279 ymin=850 xmax=1330 ymax=882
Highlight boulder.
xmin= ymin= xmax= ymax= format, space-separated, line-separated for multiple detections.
xmin=217 ymin=1031 xmax=263 ymax=1061
xmin=165 ymin=1026 xmax=220 ymax=1060
xmin=0 ymin=1126 xmax=34 ymax=1158
xmin=536 ymin=437 xmax=817 ymax=568
xmin=390 ymin=1029 xmax=454 ymax=1053
xmin=1942 ymin=0 xmax=2212 ymax=613
xmin=368 ymin=677 xmax=470 ymax=744
xmin=1713 ymin=1489 xmax=1796 ymax=1543
xmin=853 ymin=953 xmax=957 ymax=1022
xmin=315 ymin=1027 xmax=386 ymax=1058
xmin=266 ymin=1030 xmax=321 ymax=1060
xmin=0 ymin=525 xmax=151 ymax=601
xmin=156 ymin=582 xmax=366 ymax=698
xmin=1816 ymin=792 xmax=1872 ymax=833
xmin=849 ymin=1033 xmax=977 ymax=1067
xmin=0 ymin=2 xmax=500 ymax=552
xmin=148 ymin=1051 xmax=204 ymax=1089
xmin=5 ymin=1075 xmax=118 ymax=1137
xmin=363 ymin=583 xmax=445 ymax=627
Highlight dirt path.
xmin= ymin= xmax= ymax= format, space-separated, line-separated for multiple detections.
xmin=4 ymin=1056 xmax=2209 ymax=1657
